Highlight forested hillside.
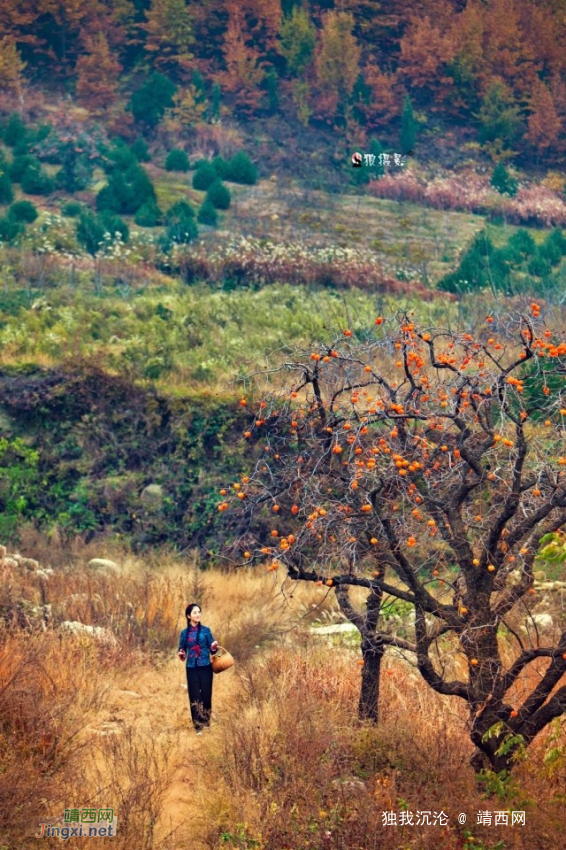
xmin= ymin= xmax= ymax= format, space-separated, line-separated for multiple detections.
xmin=1 ymin=0 xmax=565 ymax=162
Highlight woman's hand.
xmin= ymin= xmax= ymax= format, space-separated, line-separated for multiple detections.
xmin=178 ymin=649 xmax=187 ymax=661
xmin=211 ymin=641 xmax=218 ymax=652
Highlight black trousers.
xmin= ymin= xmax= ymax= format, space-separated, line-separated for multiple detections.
xmin=186 ymin=664 xmax=213 ymax=730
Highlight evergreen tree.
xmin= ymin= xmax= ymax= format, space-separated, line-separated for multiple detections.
xmin=369 ymin=138 xmax=385 ymax=178
xmin=131 ymin=138 xmax=151 ymax=162
xmin=197 ymin=199 xmax=218 ymax=226
xmin=165 ymin=149 xmax=190 ymax=171
xmin=9 ymin=199 xmax=38 ymax=222
xmin=490 ymin=161 xmax=518 ymax=197
xmin=225 ymin=151 xmax=257 ymax=185
xmin=206 ymin=179 xmax=231 ymax=210
xmin=400 ymin=95 xmax=417 ymax=155
xmin=0 ymin=216 xmax=23 ymax=244
xmin=192 ymin=163 xmax=217 ymax=190
xmin=164 ymin=200 xmax=197 ymax=244
xmin=97 ymin=164 xmax=156 ymax=215
xmin=9 ymin=154 xmax=35 ymax=183
xmin=4 ymin=113 xmax=27 ymax=147
xmin=76 ymin=211 xmax=106 ymax=256
xmin=21 ymin=163 xmax=54 ymax=195
xmin=130 ymin=73 xmax=177 ymax=128
xmin=0 ymin=173 xmax=13 ymax=204
xmin=265 ymin=68 xmax=279 ymax=113
xmin=210 ymin=82 xmax=221 ymax=122
xmin=134 ymin=201 xmax=162 ymax=227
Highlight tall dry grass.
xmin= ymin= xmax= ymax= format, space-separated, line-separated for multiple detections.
xmin=2 ymin=538 xmax=565 ymax=849
xmin=185 ymin=644 xmax=566 ymax=850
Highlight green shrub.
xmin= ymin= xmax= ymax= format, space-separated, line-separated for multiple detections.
xmin=76 ymin=211 xmax=106 ymax=256
xmin=164 ymin=200 xmax=197 ymax=245
xmin=527 ymin=251 xmax=551 ymax=277
xmin=197 ymin=200 xmax=218 ymax=226
xmin=12 ymin=139 xmax=31 ymax=156
xmin=9 ymin=200 xmax=38 ymax=223
xmin=206 ymin=179 xmax=231 ymax=210
xmin=104 ymin=143 xmax=138 ymax=174
xmin=76 ymin=210 xmax=128 ymax=254
xmin=9 ymin=155 xmax=36 ymax=183
xmin=99 ymin=212 xmax=129 ymax=244
xmin=539 ymin=228 xmax=566 ymax=266
xmin=508 ymin=228 xmax=536 ymax=258
xmin=438 ymin=231 xmax=507 ymax=293
xmin=3 ymin=114 xmax=27 ymax=148
xmin=0 ymin=173 xmax=13 ymax=204
xmin=130 ymin=72 xmax=177 ymax=127
xmin=131 ymin=137 xmax=151 ymax=162
xmin=97 ymin=164 xmax=156 ymax=215
xmin=0 ymin=216 xmax=23 ymax=243
xmin=212 ymin=155 xmax=229 ymax=179
xmin=61 ymin=200 xmax=83 ymax=217
xmin=34 ymin=123 xmax=52 ymax=144
xmin=165 ymin=149 xmax=190 ymax=172
xmin=192 ymin=164 xmax=217 ymax=191
xmin=134 ymin=201 xmax=162 ymax=227
xmin=225 ymin=151 xmax=257 ymax=185
xmin=21 ymin=164 xmax=54 ymax=195
xmin=490 ymin=162 xmax=518 ymax=197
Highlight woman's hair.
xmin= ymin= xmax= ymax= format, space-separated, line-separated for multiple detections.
xmin=185 ymin=603 xmax=201 ymax=620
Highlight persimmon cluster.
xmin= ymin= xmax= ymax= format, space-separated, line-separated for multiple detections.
xmin=222 ymin=309 xmax=566 ymax=590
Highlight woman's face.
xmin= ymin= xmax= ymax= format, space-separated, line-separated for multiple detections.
xmin=188 ymin=606 xmax=201 ymax=623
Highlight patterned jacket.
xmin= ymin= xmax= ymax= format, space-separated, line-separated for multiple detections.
xmin=178 ymin=624 xmax=217 ymax=668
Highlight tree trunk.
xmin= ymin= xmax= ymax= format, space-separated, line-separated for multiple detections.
xmin=358 ymin=637 xmax=385 ymax=723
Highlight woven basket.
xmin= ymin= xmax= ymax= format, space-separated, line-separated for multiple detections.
xmin=211 ymin=646 xmax=234 ymax=674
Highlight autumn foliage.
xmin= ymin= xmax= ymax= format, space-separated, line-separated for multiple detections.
xmin=223 ymin=306 xmax=566 ymax=771
xmin=0 ymin=0 xmax=564 ymax=156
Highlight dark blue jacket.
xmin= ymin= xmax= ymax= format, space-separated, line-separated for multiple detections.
xmin=178 ymin=624 xmax=217 ymax=668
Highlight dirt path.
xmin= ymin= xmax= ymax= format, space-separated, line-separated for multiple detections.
xmin=85 ymin=658 xmax=241 ymax=850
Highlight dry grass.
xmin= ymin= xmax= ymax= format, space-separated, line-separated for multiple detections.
xmin=1 ymin=540 xmax=565 ymax=849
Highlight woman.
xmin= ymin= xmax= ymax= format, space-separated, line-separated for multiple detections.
xmin=178 ymin=603 xmax=218 ymax=734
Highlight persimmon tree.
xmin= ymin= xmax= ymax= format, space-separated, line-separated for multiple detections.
xmin=222 ymin=306 xmax=566 ymax=772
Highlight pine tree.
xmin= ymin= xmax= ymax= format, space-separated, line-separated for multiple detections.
xmin=144 ymin=0 xmax=194 ymax=77
xmin=490 ymin=161 xmax=518 ymax=197
xmin=130 ymin=73 xmax=177 ymax=127
xmin=76 ymin=33 xmax=122 ymax=113
xmin=265 ymin=67 xmax=279 ymax=113
xmin=210 ymin=83 xmax=221 ymax=122
xmin=400 ymin=95 xmax=417 ymax=154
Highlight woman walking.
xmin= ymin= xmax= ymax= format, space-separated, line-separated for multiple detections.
xmin=178 ymin=603 xmax=218 ymax=734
